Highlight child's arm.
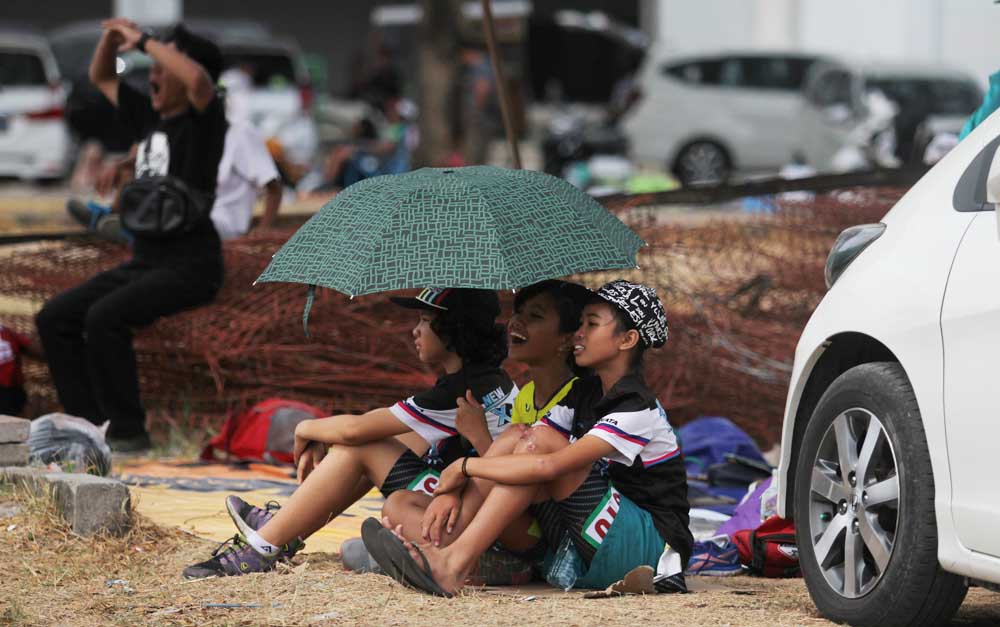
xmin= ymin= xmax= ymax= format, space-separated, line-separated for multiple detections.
xmin=294 ymin=407 xmax=410 ymax=452
xmin=455 ymin=390 xmax=493 ymax=455
xmin=435 ymin=435 xmax=615 ymax=494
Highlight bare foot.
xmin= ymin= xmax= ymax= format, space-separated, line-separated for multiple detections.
xmin=402 ymin=539 xmax=471 ymax=595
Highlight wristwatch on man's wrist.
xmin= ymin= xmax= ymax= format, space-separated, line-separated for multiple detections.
xmin=136 ymin=31 xmax=155 ymax=53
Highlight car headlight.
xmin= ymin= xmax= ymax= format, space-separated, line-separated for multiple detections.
xmin=825 ymin=223 xmax=886 ymax=289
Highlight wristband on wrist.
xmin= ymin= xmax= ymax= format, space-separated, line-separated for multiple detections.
xmin=461 ymin=456 xmax=471 ymax=478
xmin=137 ymin=31 xmax=154 ymax=53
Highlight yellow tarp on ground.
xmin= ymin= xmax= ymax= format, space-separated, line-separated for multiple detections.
xmin=117 ymin=459 xmax=383 ymax=553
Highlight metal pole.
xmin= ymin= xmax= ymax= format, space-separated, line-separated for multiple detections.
xmin=480 ymin=0 xmax=522 ymax=169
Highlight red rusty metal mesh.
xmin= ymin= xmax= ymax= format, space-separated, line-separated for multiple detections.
xmin=0 ymin=186 xmax=905 ymax=446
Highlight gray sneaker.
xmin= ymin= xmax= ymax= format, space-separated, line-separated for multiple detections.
xmin=182 ymin=534 xmax=279 ymax=579
xmin=340 ymin=536 xmax=383 ymax=574
xmin=225 ymin=495 xmax=305 ymax=558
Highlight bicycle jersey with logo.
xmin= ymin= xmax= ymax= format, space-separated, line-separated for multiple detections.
xmin=564 ymin=374 xmax=694 ymax=561
xmin=512 ymin=376 xmax=581 ymax=429
xmin=390 ymin=363 xmax=516 ymax=451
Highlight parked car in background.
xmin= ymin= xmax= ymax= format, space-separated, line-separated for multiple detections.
xmin=49 ymin=21 xmax=147 ymax=154
xmin=775 ymin=106 xmax=1000 ymax=626
xmin=0 ymin=30 xmax=72 ymax=180
xmin=622 ymin=50 xmax=823 ymax=184
xmin=797 ymin=61 xmax=982 ymax=170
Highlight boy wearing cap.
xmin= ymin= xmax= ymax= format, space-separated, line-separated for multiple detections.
xmin=369 ymin=279 xmax=692 ymax=597
xmin=181 ymin=288 xmax=517 ymax=579
xmin=35 ymin=19 xmax=227 ymax=452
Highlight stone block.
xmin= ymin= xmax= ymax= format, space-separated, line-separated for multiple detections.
xmin=47 ymin=473 xmax=131 ymax=536
xmin=0 ymin=416 xmax=30 ymax=443
xmin=0 ymin=443 xmax=28 ymax=466
xmin=0 ymin=467 xmax=131 ymax=536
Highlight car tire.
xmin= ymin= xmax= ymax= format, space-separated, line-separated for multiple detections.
xmin=793 ymin=362 xmax=967 ymax=627
xmin=672 ymin=141 xmax=730 ymax=186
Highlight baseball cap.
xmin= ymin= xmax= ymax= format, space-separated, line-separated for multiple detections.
xmin=594 ymin=279 xmax=668 ymax=348
xmin=391 ymin=287 xmax=500 ymax=319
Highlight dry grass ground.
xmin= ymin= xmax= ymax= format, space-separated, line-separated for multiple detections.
xmin=2 ymin=484 xmax=998 ymax=627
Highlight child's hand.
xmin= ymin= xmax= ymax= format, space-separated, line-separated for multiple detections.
xmin=296 ymin=441 xmax=326 ymax=483
xmin=435 ymin=460 xmax=467 ymax=495
xmin=421 ymin=492 xmax=462 ymax=546
xmin=293 ymin=419 xmax=315 ymax=466
xmin=456 ymin=390 xmax=491 ymax=454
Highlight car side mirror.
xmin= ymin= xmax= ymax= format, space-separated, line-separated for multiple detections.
xmin=986 ymin=146 xmax=1000 ymax=238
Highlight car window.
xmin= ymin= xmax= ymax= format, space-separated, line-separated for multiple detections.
xmin=0 ymin=51 xmax=47 ymax=87
xmin=222 ymin=51 xmax=297 ymax=88
xmin=929 ymin=80 xmax=981 ymax=115
xmin=952 ymin=135 xmax=1000 ymax=212
xmin=738 ymin=57 xmax=816 ymax=90
xmin=808 ymin=69 xmax=853 ymax=107
xmin=662 ymin=59 xmax=721 ymax=86
xmin=50 ymin=37 xmax=96 ymax=81
xmin=869 ymin=78 xmax=981 ymax=117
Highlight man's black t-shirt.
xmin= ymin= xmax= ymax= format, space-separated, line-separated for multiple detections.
xmin=116 ymin=82 xmax=227 ymax=266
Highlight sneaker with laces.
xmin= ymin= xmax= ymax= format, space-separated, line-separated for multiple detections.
xmin=225 ymin=495 xmax=305 ymax=557
xmin=182 ymin=534 xmax=279 ymax=579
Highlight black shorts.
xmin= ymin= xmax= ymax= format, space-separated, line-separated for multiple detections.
xmin=379 ymin=449 xmax=445 ymax=498
xmin=530 ymin=462 xmax=611 ymax=565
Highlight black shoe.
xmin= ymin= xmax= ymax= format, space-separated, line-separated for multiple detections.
xmin=107 ymin=432 xmax=153 ymax=454
xmin=654 ymin=572 xmax=688 ymax=594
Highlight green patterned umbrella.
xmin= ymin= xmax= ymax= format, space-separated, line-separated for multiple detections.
xmin=256 ymin=166 xmax=644 ymax=323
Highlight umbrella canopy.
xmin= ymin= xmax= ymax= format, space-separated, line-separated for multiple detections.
xmin=256 ymin=166 xmax=644 ymax=298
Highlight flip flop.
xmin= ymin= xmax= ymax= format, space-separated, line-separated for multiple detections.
xmin=361 ymin=518 xmax=410 ymax=584
xmin=377 ymin=527 xmax=453 ymax=598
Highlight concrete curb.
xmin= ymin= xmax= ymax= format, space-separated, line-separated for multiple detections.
xmin=1 ymin=466 xmax=132 ymax=536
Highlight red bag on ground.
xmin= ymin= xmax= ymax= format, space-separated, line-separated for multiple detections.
xmin=732 ymin=515 xmax=801 ymax=577
xmin=201 ymin=398 xmax=326 ymax=465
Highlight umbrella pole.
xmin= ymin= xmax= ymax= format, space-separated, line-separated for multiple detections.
xmin=480 ymin=0 xmax=522 ymax=169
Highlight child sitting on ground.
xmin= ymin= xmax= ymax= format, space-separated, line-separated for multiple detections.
xmin=366 ymin=279 xmax=693 ymax=596
xmin=376 ymin=280 xmax=594 ymax=566
xmin=181 ymin=288 xmax=516 ymax=578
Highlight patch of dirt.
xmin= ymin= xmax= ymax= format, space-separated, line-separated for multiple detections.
xmin=1 ymin=486 xmax=998 ymax=627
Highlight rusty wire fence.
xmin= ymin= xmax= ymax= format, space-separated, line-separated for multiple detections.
xmin=0 ymin=186 xmax=905 ymax=445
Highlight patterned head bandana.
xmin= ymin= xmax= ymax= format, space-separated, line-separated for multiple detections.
xmin=595 ymin=279 xmax=668 ymax=348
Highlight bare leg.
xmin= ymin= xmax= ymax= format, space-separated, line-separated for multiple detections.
xmin=398 ymin=426 xmax=592 ymax=593
xmin=257 ymin=437 xmax=407 ymax=546
xmin=382 ymin=425 xmax=538 ymax=549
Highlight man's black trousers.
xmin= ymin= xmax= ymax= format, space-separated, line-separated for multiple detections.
xmin=35 ymin=258 xmax=221 ymax=438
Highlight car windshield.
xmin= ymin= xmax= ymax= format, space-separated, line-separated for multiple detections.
xmin=868 ymin=78 xmax=982 ymax=116
xmin=221 ymin=50 xmax=297 ymax=88
xmin=49 ymin=36 xmax=96 ymax=81
xmin=0 ymin=50 xmax=47 ymax=87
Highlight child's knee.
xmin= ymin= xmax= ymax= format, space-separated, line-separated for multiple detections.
xmin=514 ymin=425 xmax=566 ymax=453
xmin=382 ymin=489 xmax=423 ymax=519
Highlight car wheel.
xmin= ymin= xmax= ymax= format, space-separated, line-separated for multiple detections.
xmin=794 ymin=362 xmax=967 ymax=627
xmin=673 ymin=141 xmax=730 ymax=185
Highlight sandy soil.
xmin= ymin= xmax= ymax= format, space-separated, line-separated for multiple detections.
xmin=1 ymin=486 xmax=998 ymax=627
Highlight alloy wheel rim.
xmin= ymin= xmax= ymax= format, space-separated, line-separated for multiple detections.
xmin=808 ymin=407 xmax=899 ymax=598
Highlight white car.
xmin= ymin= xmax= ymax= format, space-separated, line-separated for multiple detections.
xmin=621 ymin=50 xmax=823 ymax=184
xmin=798 ymin=61 xmax=982 ymax=171
xmin=0 ymin=31 xmax=71 ymax=180
xmin=775 ymin=107 xmax=1000 ymax=623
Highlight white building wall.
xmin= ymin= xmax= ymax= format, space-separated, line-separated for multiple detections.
xmin=643 ymin=0 xmax=1000 ymax=87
